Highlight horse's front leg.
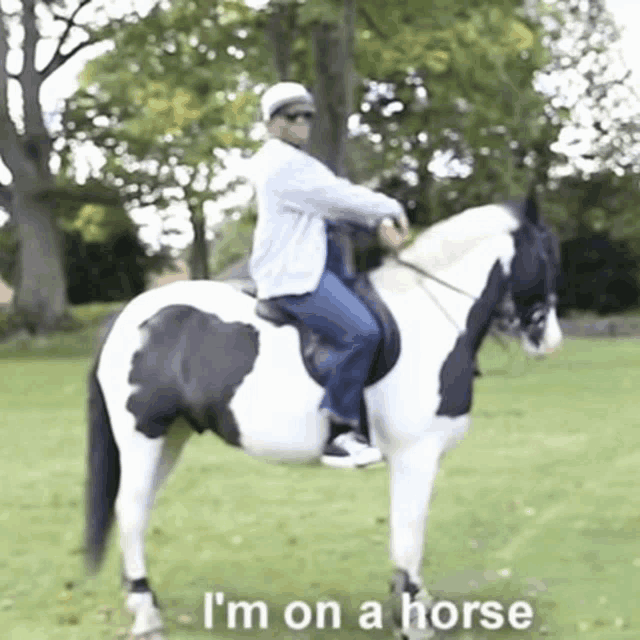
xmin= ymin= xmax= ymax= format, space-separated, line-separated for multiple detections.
xmin=387 ymin=436 xmax=442 ymax=640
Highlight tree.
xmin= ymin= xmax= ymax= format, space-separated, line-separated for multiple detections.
xmin=558 ymin=231 xmax=640 ymax=316
xmin=523 ymin=0 xmax=640 ymax=250
xmin=60 ymin=0 xmax=267 ymax=280
xmin=349 ymin=1 xmax=558 ymax=225
xmin=0 ymin=177 xmax=130 ymax=286
xmin=60 ymin=0 xmax=564 ymax=286
xmin=529 ymin=0 xmax=640 ymax=181
xmin=0 ymin=0 xmax=152 ymax=333
xmin=60 ymin=0 xmax=361 ymax=280
xmin=307 ymin=0 xmax=355 ymax=175
xmin=260 ymin=0 xmax=356 ymax=173
xmin=206 ymin=0 xmax=561 ymax=281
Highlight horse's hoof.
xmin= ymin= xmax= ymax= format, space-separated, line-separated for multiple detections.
xmin=128 ymin=632 xmax=166 ymax=640
xmin=388 ymin=572 xmax=436 ymax=640
xmin=393 ymin=624 xmax=436 ymax=640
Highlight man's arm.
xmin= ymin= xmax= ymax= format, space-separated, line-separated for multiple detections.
xmin=275 ymin=156 xmax=404 ymax=228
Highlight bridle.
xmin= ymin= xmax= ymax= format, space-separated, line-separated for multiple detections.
xmin=389 ymin=252 xmax=478 ymax=334
xmin=387 ymin=227 xmax=557 ymax=336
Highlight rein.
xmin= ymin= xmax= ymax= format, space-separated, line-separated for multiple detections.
xmin=389 ymin=253 xmax=478 ymax=301
xmin=388 ymin=251 xmax=479 ymax=334
xmin=387 ymin=250 xmax=526 ymax=346
xmin=387 ymin=230 xmax=556 ymax=344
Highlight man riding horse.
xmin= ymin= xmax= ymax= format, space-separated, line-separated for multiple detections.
xmin=247 ymin=81 xmax=410 ymax=468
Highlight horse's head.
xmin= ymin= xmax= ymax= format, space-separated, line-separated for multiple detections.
xmin=493 ymin=195 xmax=563 ymax=357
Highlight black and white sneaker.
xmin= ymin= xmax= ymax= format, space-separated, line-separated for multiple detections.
xmin=321 ymin=432 xmax=384 ymax=469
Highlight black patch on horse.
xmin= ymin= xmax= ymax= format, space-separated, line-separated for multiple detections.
xmin=505 ymin=198 xmax=561 ymax=347
xmin=436 ymin=261 xmax=508 ymax=417
xmin=437 ymin=198 xmax=559 ymax=416
xmin=127 ymin=305 xmax=259 ymax=445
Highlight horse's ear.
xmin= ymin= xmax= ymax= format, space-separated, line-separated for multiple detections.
xmin=523 ymin=187 xmax=540 ymax=226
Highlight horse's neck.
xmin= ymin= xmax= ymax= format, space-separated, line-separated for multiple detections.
xmin=372 ymin=235 xmax=512 ymax=342
xmin=399 ymin=204 xmax=520 ymax=274
xmin=430 ymin=235 xmax=512 ymax=298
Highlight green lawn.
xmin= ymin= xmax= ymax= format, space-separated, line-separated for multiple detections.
xmin=1 ymin=316 xmax=638 ymax=640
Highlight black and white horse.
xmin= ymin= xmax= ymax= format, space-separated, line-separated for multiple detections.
xmin=86 ymin=195 xmax=562 ymax=639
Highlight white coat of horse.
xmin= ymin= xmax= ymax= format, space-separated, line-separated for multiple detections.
xmin=86 ymin=196 xmax=563 ymax=639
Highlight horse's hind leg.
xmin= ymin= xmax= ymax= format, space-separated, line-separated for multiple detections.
xmin=117 ymin=421 xmax=191 ymax=638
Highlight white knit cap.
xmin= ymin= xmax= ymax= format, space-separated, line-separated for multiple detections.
xmin=260 ymin=82 xmax=315 ymax=122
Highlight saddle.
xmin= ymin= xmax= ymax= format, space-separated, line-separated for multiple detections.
xmin=241 ymin=256 xmax=400 ymax=390
xmin=241 ymin=225 xmax=400 ymax=441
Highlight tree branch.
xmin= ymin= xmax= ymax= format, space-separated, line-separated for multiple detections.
xmin=50 ymin=10 xmax=73 ymax=23
xmin=358 ymin=6 xmax=388 ymax=40
xmin=57 ymin=0 xmax=92 ymax=46
xmin=32 ymin=182 xmax=123 ymax=208
xmin=41 ymin=35 xmax=100 ymax=80
xmin=0 ymin=8 xmax=19 ymax=152
xmin=39 ymin=0 xmax=94 ymax=80
xmin=17 ymin=0 xmax=55 ymax=180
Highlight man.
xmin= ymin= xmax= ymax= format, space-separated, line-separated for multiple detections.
xmin=246 ymin=81 xmax=409 ymax=468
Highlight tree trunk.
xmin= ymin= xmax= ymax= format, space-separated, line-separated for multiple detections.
xmin=0 ymin=0 xmax=72 ymax=335
xmin=10 ymin=186 xmax=69 ymax=333
xmin=308 ymin=0 xmax=355 ymax=177
xmin=189 ymin=204 xmax=210 ymax=280
xmin=418 ymin=158 xmax=436 ymax=226
xmin=267 ymin=1 xmax=296 ymax=80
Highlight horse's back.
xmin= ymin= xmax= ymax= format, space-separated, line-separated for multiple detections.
xmin=106 ymin=280 xmax=259 ymax=341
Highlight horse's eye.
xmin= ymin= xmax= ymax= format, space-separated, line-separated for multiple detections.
xmin=530 ymin=308 xmax=545 ymax=324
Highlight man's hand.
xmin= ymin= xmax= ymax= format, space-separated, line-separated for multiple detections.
xmin=378 ymin=213 xmax=410 ymax=250
xmin=394 ymin=208 xmax=410 ymax=238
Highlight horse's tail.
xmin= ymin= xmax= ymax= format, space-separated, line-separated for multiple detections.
xmin=85 ymin=312 xmax=122 ymax=575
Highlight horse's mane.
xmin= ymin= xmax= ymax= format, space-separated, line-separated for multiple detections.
xmin=398 ymin=202 xmax=523 ymax=274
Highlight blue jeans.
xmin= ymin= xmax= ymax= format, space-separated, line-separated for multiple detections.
xmin=267 ymin=226 xmax=381 ymax=428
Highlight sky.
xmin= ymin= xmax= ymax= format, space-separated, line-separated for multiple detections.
xmin=1 ymin=0 xmax=640 ymax=251
xmin=605 ymin=0 xmax=640 ymax=70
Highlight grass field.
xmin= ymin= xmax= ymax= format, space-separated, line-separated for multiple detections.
xmin=1 ymin=310 xmax=639 ymax=640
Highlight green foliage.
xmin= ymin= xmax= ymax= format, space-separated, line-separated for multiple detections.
xmin=57 ymin=0 xmax=559 ymax=263
xmin=209 ymin=205 xmax=257 ymax=277
xmin=0 ymin=307 xmax=10 ymax=339
xmin=28 ymin=176 xmax=133 ymax=260
xmin=351 ymin=1 xmax=555 ymax=224
xmin=59 ymin=203 xmax=133 ymax=244
xmin=296 ymin=0 xmax=344 ymax=25
xmin=69 ymin=0 xmax=267 ymax=148
xmin=60 ymin=0 xmax=266 ymax=254
xmin=533 ymin=0 xmax=640 ymax=179
xmin=559 ymin=232 xmax=640 ymax=316
xmin=546 ymin=171 xmax=640 ymax=242
xmin=357 ymin=3 xmax=539 ymax=76
xmin=0 ymin=220 xmax=170 ymax=304
xmin=56 ymin=0 xmax=640 ymax=282
xmin=0 ymin=224 xmax=18 ymax=288
xmin=64 ymin=230 xmax=165 ymax=305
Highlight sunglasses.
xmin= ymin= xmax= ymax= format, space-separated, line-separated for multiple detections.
xmin=282 ymin=111 xmax=315 ymax=123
